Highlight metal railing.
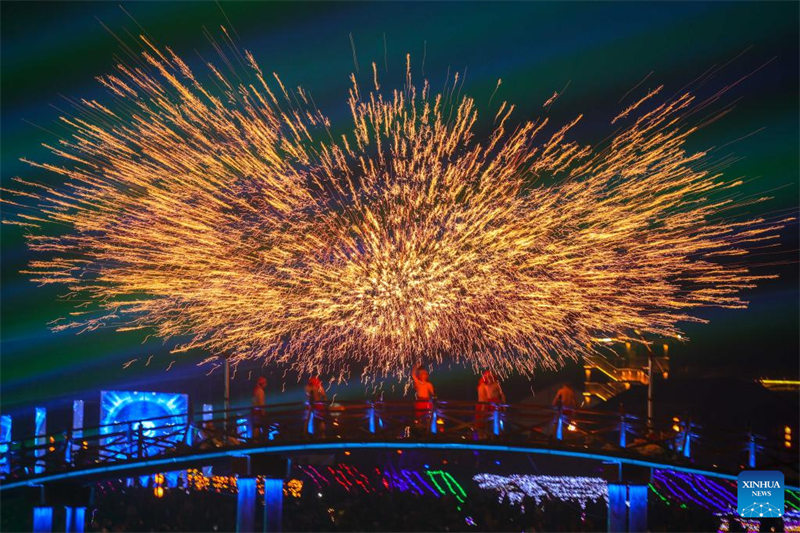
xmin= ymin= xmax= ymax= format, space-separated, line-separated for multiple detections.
xmin=0 ymin=400 xmax=795 ymax=484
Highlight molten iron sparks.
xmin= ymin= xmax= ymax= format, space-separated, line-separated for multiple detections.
xmin=3 ymin=37 xmax=785 ymax=381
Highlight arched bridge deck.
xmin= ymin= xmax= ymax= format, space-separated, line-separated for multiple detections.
xmin=1 ymin=401 xmax=797 ymax=491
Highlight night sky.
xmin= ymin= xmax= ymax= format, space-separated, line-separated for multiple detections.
xmin=1 ymin=2 xmax=797 ymax=419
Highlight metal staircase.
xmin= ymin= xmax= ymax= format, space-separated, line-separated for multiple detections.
xmin=583 ymin=350 xmax=669 ymax=405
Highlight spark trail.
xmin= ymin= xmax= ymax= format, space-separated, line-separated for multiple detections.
xmin=3 ymin=36 xmax=786 ymax=381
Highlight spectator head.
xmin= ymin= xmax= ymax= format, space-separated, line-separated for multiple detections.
xmin=256 ymin=376 xmax=267 ymax=388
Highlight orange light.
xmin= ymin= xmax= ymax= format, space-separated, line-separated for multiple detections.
xmin=672 ymin=424 xmax=680 ymax=432
xmin=286 ymin=479 xmax=303 ymax=498
xmin=567 ymin=423 xmax=577 ymax=432
xmin=154 ymin=486 xmax=164 ymax=498
xmin=344 ymin=451 xmax=351 ymax=456
xmin=396 ymin=450 xmax=402 ymax=455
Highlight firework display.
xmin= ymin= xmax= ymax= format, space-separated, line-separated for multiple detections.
xmin=2 ymin=35 xmax=784 ymax=381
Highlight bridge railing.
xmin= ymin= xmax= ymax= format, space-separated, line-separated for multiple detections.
xmin=0 ymin=400 xmax=795 ymax=483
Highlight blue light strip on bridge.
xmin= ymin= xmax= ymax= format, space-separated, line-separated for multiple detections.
xmin=71 ymin=400 xmax=84 ymax=464
xmin=3 ymin=441 xmax=798 ymax=491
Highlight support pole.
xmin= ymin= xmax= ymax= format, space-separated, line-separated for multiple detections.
xmin=71 ymin=401 xmax=84 ymax=465
xmin=306 ymin=405 xmax=315 ymax=435
xmin=748 ymin=432 xmax=757 ymax=468
xmin=202 ymin=404 xmax=213 ymax=476
xmin=262 ymin=478 xmax=283 ymax=532
xmin=65 ymin=506 xmax=86 ymax=533
xmin=682 ymin=422 xmax=692 ymax=458
xmin=185 ymin=408 xmax=194 ymax=447
xmin=646 ymin=352 xmax=654 ymax=431
xmin=136 ymin=424 xmax=144 ymax=459
xmin=607 ymin=483 xmax=627 ymax=532
xmin=430 ymin=402 xmax=438 ymax=434
xmin=236 ymin=478 xmax=256 ymax=533
xmin=608 ymin=482 xmax=648 ymax=532
xmin=555 ymin=405 xmax=564 ymax=441
xmin=32 ymin=507 xmax=53 ymax=533
xmin=34 ymin=407 xmax=46 ymax=474
xmin=368 ymin=402 xmax=376 ymax=434
xmin=627 ymin=485 xmax=648 ymax=532
xmin=224 ymin=358 xmax=231 ymax=434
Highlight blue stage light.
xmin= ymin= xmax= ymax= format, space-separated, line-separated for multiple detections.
xmin=34 ymin=408 xmax=46 ymax=474
xmin=0 ymin=415 xmax=10 ymax=474
xmin=100 ymin=391 xmax=188 ymax=459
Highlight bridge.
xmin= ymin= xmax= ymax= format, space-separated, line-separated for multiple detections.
xmin=1 ymin=400 xmax=797 ymax=531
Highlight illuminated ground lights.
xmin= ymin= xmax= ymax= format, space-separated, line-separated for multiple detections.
xmin=473 ymin=473 xmax=608 ymax=507
xmin=161 ymin=464 xmax=466 ymax=502
xmin=91 ymin=465 xmax=799 ymax=532
xmin=475 ymin=470 xmax=800 ymax=531
xmin=297 ymin=463 xmax=467 ymax=503
xmin=3 ymin=33 xmax=788 ymax=381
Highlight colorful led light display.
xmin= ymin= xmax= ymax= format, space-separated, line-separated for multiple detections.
xmin=99 ymin=391 xmax=188 ymax=459
xmin=651 ymin=469 xmax=800 ymax=532
xmin=473 ymin=473 xmax=608 ymax=507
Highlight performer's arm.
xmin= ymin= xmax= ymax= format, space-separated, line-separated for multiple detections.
xmin=411 ymin=366 xmax=422 ymax=387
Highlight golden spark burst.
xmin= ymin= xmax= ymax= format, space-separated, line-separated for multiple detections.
xmin=2 ymin=36 xmax=785 ymax=381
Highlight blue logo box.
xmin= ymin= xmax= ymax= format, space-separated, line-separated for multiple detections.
xmin=737 ymin=470 xmax=784 ymax=518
